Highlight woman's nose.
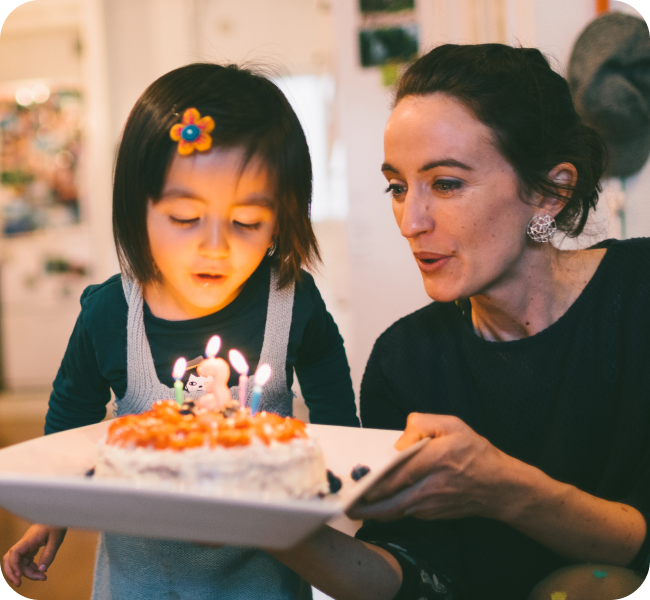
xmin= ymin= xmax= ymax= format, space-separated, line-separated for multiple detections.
xmin=198 ymin=219 xmax=229 ymax=257
xmin=398 ymin=193 xmax=433 ymax=240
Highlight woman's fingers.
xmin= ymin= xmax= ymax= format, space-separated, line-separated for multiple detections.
xmin=348 ymin=477 xmax=434 ymax=521
xmin=350 ymin=415 xmax=501 ymax=523
xmin=363 ymin=436 xmax=448 ymax=503
xmin=395 ymin=413 xmax=466 ymax=451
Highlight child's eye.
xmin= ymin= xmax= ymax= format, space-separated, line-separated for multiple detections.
xmin=434 ymin=179 xmax=462 ymax=193
xmin=170 ymin=216 xmax=200 ymax=225
xmin=234 ymin=221 xmax=262 ymax=230
xmin=385 ymin=183 xmax=406 ymax=197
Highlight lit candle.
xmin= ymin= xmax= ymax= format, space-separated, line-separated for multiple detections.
xmin=196 ymin=335 xmax=231 ymax=411
xmin=172 ymin=357 xmax=187 ymax=406
xmin=228 ymin=349 xmax=249 ymax=406
xmin=249 ymin=364 xmax=272 ymax=415
xmin=205 ymin=335 xmax=221 ymax=359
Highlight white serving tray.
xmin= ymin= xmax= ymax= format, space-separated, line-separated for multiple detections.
xmin=0 ymin=422 xmax=424 ymax=549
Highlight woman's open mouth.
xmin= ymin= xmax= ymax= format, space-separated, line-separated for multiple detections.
xmin=413 ymin=252 xmax=451 ymax=273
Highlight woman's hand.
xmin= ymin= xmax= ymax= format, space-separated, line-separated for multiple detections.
xmin=349 ymin=413 xmax=646 ymax=566
xmin=348 ymin=413 xmax=511 ymax=522
xmin=2 ymin=524 xmax=67 ymax=587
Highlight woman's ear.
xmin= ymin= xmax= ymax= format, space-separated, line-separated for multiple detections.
xmin=538 ymin=162 xmax=578 ymax=218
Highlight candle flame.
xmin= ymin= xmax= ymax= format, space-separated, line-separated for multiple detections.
xmin=172 ymin=357 xmax=187 ymax=380
xmin=254 ymin=364 xmax=272 ymax=386
xmin=205 ymin=335 xmax=221 ymax=358
xmin=229 ymin=349 xmax=249 ymax=374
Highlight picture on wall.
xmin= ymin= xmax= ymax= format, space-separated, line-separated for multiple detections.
xmin=359 ymin=23 xmax=419 ymax=67
xmin=0 ymin=88 xmax=83 ymax=235
xmin=359 ymin=0 xmax=415 ymax=13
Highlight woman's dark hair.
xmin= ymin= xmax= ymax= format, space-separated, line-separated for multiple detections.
xmin=113 ymin=63 xmax=319 ymax=287
xmin=395 ymin=44 xmax=608 ymax=237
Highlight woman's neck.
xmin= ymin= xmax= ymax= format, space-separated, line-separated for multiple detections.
xmin=469 ymin=246 xmax=607 ymax=342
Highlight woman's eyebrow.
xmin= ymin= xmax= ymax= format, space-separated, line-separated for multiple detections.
xmin=381 ymin=159 xmax=473 ymax=174
xmin=419 ymin=159 xmax=473 ymax=172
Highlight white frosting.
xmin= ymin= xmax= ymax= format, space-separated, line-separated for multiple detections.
xmin=95 ymin=432 xmax=329 ymax=499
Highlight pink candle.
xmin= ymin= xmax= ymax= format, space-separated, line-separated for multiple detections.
xmin=228 ymin=349 xmax=249 ymax=406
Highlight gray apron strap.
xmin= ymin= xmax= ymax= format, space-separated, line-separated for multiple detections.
xmin=118 ymin=275 xmax=192 ymax=417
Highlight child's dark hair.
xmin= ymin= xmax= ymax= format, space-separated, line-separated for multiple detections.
xmin=113 ymin=63 xmax=320 ymax=287
xmin=395 ymin=44 xmax=608 ymax=237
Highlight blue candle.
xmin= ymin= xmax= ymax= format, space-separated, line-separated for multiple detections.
xmin=172 ymin=357 xmax=187 ymax=406
xmin=249 ymin=364 xmax=272 ymax=415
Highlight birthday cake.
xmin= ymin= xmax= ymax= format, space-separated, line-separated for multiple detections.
xmin=94 ymin=400 xmax=329 ymax=499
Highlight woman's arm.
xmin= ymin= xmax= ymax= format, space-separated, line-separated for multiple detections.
xmin=269 ymin=525 xmax=402 ymax=600
xmin=349 ymin=413 xmax=646 ymax=566
xmin=495 ymin=450 xmax=646 ymax=565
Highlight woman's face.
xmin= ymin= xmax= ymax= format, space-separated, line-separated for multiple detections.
xmin=383 ymin=93 xmax=539 ymax=303
xmin=147 ymin=146 xmax=277 ymax=319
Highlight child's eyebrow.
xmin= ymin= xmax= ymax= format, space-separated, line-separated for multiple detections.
xmin=157 ymin=190 xmax=275 ymax=208
xmin=232 ymin=195 xmax=275 ymax=208
xmin=158 ymin=189 xmax=205 ymax=202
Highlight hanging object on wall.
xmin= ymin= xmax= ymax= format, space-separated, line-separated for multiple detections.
xmin=568 ymin=12 xmax=650 ymax=178
xmin=359 ymin=0 xmax=414 ymax=13
xmin=357 ymin=0 xmax=418 ymax=86
xmin=359 ymin=24 xmax=419 ymax=68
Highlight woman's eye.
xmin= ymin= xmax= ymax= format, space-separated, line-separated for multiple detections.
xmin=385 ymin=183 xmax=406 ymax=197
xmin=234 ymin=221 xmax=262 ymax=230
xmin=169 ymin=216 xmax=199 ymax=225
xmin=434 ymin=179 xmax=462 ymax=193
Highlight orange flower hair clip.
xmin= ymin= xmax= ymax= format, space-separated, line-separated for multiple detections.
xmin=169 ymin=108 xmax=215 ymax=155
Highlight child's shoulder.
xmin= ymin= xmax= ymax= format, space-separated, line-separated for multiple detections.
xmin=79 ymin=273 xmax=127 ymax=318
xmin=293 ymin=269 xmax=319 ymax=305
xmin=294 ymin=268 xmax=316 ymax=291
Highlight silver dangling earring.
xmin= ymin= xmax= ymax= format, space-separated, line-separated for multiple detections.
xmin=527 ymin=214 xmax=557 ymax=243
xmin=267 ymin=239 xmax=277 ymax=257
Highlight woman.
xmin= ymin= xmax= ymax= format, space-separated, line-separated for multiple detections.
xmin=267 ymin=44 xmax=650 ymax=600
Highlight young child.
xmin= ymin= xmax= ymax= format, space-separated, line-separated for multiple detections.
xmin=3 ymin=63 xmax=359 ymax=600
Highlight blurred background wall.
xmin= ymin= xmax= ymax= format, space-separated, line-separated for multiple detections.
xmin=0 ymin=0 xmax=646 ymax=399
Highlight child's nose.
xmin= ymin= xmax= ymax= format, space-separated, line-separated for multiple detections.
xmin=199 ymin=220 xmax=229 ymax=257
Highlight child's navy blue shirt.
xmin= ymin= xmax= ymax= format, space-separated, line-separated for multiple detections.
xmin=46 ymin=259 xmax=359 ymax=433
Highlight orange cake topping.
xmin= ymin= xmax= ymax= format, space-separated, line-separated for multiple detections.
xmin=106 ymin=400 xmax=308 ymax=451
